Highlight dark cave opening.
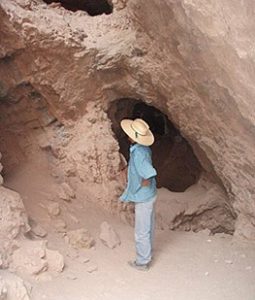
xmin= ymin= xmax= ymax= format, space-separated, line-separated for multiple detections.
xmin=43 ymin=0 xmax=113 ymax=16
xmin=108 ymin=98 xmax=202 ymax=192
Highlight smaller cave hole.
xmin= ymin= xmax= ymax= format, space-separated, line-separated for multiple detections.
xmin=43 ymin=0 xmax=113 ymax=16
xmin=107 ymin=98 xmax=202 ymax=192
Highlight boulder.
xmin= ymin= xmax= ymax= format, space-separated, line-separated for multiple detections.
xmin=0 ymin=187 xmax=30 ymax=267
xmin=10 ymin=240 xmax=65 ymax=276
xmin=45 ymin=249 xmax=64 ymax=273
xmin=65 ymin=228 xmax=95 ymax=249
xmin=0 ymin=272 xmax=31 ymax=300
xmin=99 ymin=222 xmax=121 ymax=249
xmin=11 ymin=241 xmax=48 ymax=275
xmin=29 ymin=219 xmax=47 ymax=238
xmin=0 ymin=187 xmax=30 ymax=240
xmin=0 ymin=276 xmax=7 ymax=300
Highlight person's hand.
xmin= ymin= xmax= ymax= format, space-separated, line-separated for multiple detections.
xmin=141 ymin=179 xmax=150 ymax=187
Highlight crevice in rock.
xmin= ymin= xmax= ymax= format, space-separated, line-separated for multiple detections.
xmin=43 ymin=0 xmax=113 ymax=16
xmin=107 ymin=98 xmax=202 ymax=192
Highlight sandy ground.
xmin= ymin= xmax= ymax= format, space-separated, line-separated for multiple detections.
xmin=3 ymin=163 xmax=255 ymax=300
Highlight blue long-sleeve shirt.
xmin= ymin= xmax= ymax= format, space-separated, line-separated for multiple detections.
xmin=120 ymin=144 xmax=157 ymax=203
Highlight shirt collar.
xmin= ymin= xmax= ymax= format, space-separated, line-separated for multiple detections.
xmin=130 ymin=143 xmax=140 ymax=153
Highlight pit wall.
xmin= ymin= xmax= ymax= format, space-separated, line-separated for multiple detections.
xmin=0 ymin=0 xmax=254 ymax=238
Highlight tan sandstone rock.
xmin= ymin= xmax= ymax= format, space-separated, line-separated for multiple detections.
xmin=0 ymin=276 xmax=7 ymax=300
xmin=0 ymin=186 xmax=30 ymax=268
xmin=65 ymin=228 xmax=95 ymax=249
xmin=45 ymin=249 xmax=64 ymax=273
xmin=11 ymin=240 xmax=65 ymax=276
xmin=156 ymin=175 xmax=236 ymax=234
xmin=0 ymin=272 xmax=31 ymax=300
xmin=99 ymin=221 xmax=121 ymax=249
xmin=0 ymin=0 xmax=254 ymax=239
xmin=0 ymin=187 xmax=29 ymax=240
xmin=29 ymin=218 xmax=47 ymax=238
xmin=11 ymin=241 xmax=48 ymax=275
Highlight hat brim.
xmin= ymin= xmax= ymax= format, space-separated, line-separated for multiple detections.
xmin=120 ymin=119 xmax=154 ymax=146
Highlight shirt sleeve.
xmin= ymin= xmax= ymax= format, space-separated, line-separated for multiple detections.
xmin=133 ymin=148 xmax=157 ymax=180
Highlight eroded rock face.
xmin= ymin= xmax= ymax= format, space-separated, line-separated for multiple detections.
xmin=10 ymin=240 xmax=65 ymax=276
xmin=0 ymin=187 xmax=29 ymax=240
xmin=0 ymin=186 xmax=30 ymax=268
xmin=0 ymin=272 xmax=31 ymax=300
xmin=0 ymin=0 xmax=254 ymax=238
xmin=11 ymin=241 xmax=48 ymax=276
xmin=156 ymin=176 xmax=236 ymax=234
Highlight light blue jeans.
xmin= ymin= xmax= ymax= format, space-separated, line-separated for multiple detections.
xmin=135 ymin=195 xmax=157 ymax=265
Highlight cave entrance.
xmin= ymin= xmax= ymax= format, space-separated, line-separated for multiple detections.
xmin=108 ymin=98 xmax=202 ymax=192
xmin=43 ymin=0 xmax=113 ymax=16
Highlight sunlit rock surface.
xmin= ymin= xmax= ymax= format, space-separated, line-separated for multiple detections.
xmin=0 ymin=0 xmax=254 ymax=238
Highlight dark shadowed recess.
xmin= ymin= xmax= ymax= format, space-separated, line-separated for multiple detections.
xmin=43 ymin=0 xmax=113 ymax=16
xmin=107 ymin=98 xmax=202 ymax=192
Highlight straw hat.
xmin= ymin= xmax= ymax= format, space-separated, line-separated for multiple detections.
xmin=120 ymin=118 xmax=154 ymax=146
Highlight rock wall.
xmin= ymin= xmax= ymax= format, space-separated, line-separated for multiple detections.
xmin=129 ymin=0 xmax=255 ymax=239
xmin=0 ymin=0 xmax=254 ymax=238
xmin=0 ymin=150 xmax=30 ymax=268
xmin=156 ymin=176 xmax=236 ymax=234
xmin=0 ymin=186 xmax=30 ymax=268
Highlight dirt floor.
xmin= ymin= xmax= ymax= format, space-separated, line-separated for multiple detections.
xmin=2 ymin=163 xmax=255 ymax=300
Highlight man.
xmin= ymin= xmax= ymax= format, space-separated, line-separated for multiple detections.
xmin=120 ymin=118 xmax=157 ymax=271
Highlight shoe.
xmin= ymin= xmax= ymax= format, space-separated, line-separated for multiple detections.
xmin=128 ymin=260 xmax=150 ymax=271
